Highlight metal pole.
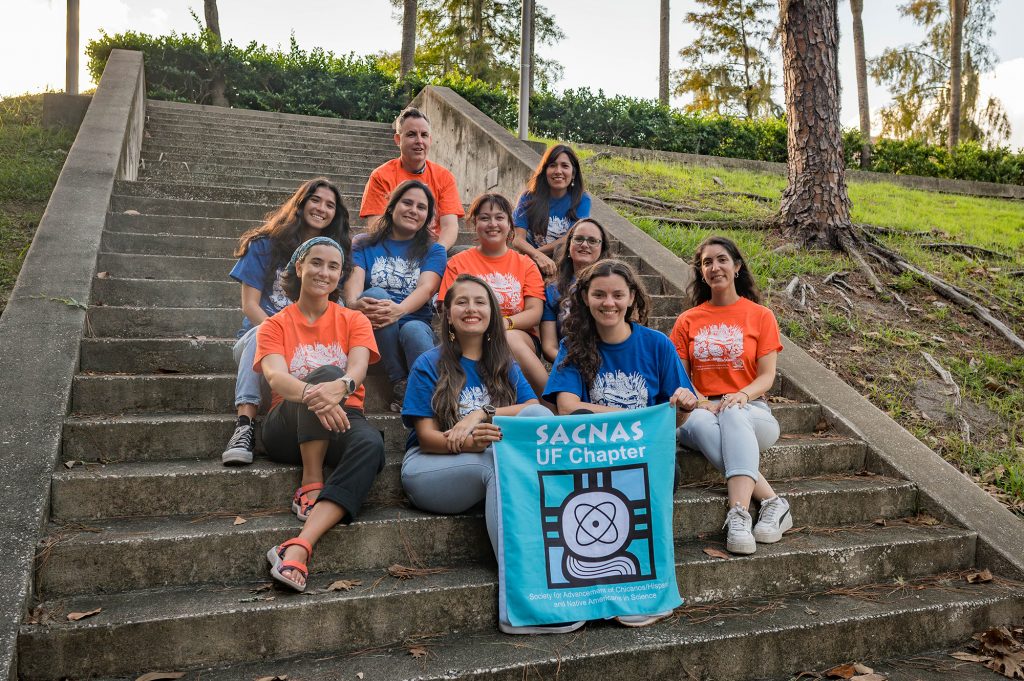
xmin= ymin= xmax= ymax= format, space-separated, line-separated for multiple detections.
xmin=518 ymin=0 xmax=533 ymax=141
xmin=66 ymin=0 xmax=79 ymax=95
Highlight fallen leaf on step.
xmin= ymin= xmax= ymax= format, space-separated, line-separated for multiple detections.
xmin=872 ymin=518 xmax=887 ymax=527
xmin=852 ymin=665 xmax=873 ymax=675
xmin=63 ymin=460 xmax=79 ymax=469
xmin=408 ymin=646 xmax=429 ymax=659
xmin=233 ymin=516 xmax=247 ymax=525
xmin=356 ymin=673 xmax=364 ymax=679
xmin=326 ymin=579 xmax=362 ymax=592
xmin=702 ymin=548 xmax=730 ymax=560
xmin=135 ymin=672 xmax=185 ymax=681
xmin=66 ymin=607 xmax=102 ymax=621
xmin=950 ymin=652 xmax=991 ymax=662
xmin=250 ymin=583 xmax=273 ymax=594
xmin=96 ymin=271 xmax=110 ymax=279
xmin=975 ymin=626 xmax=1021 ymax=656
xmin=965 ymin=569 xmax=993 ymax=583
xmin=122 ymin=209 xmax=141 ymax=215
xmin=825 ymin=663 xmax=856 ymax=678
xmin=255 ymin=676 xmax=287 ymax=681
xmin=986 ymin=651 xmax=1024 ymax=679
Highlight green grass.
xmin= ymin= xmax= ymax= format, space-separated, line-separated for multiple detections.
xmin=0 ymin=93 xmax=74 ymax=315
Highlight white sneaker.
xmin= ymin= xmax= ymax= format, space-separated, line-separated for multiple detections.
xmin=615 ymin=610 xmax=673 ymax=627
xmin=221 ymin=423 xmax=255 ymax=466
xmin=499 ymin=620 xmax=585 ymax=635
xmin=753 ymin=496 xmax=793 ymax=544
xmin=723 ymin=504 xmax=756 ymax=555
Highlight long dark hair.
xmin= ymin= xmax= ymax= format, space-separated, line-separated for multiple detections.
xmin=433 ymin=274 xmax=517 ymax=431
xmin=357 ymin=180 xmax=436 ymax=264
xmin=235 ymin=177 xmax=352 ymax=289
xmin=560 ymin=259 xmax=651 ymax=389
xmin=467 ymin=193 xmax=516 ymax=247
xmin=687 ymin=235 xmax=762 ymax=307
xmin=521 ymin=144 xmax=585 ymax=242
xmin=554 ymin=218 xmax=611 ymax=300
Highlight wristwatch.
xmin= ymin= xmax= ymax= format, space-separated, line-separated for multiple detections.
xmin=505 ymin=316 xmax=515 ymax=330
xmin=340 ymin=376 xmax=356 ymax=397
xmin=481 ymin=404 xmax=497 ymax=423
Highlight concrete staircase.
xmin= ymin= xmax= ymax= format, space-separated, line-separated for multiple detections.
xmin=16 ymin=100 xmax=1023 ymax=680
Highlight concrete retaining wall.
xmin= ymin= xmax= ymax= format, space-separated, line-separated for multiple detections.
xmin=0 ymin=49 xmax=145 ymax=680
xmin=41 ymin=93 xmax=93 ymax=130
xmin=417 ymin=85 xmax=1024 ymax=579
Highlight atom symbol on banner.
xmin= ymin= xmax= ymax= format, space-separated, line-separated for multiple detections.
xmin=574 ymin=502 xmax=619 ymax=546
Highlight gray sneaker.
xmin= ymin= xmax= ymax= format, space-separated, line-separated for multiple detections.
xmin=753 ymin=496 xmax=793 ymax=543
xmin=723 ymin=503 xmax=756 ymax=555
xmin=615 ymin=610 xmax=673 ymax=627
xmin=222 ymin=423 xmax=255 ymax=466
xmin=499 ymin=620 xmax=585 ymax=635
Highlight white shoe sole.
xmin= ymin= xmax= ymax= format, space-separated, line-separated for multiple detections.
xmin=753 ymin=512 xmax=793 ymax=544
xmin=726 ymin=537 xmax=756 ymax=555
xmin=615 ymin=610 xmax=673 ymax=627
xmin=221 ymin=448 xmax=253 ymax=466
xmin=499 ymin=620 xmax=585 ymax=635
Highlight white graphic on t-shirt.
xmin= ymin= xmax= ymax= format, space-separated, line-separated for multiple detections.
xmin=267 ymin=268 xmax=290 ymax=313
xmin=370 ymin=255 xmax=420 ymax=297
xmin=693 ymin=323 xmax=745 ymax=370
xmin=591 ymin=370 xmax=649 ymax=410
xmin=458 ymin=385 xmax=490 ymax=417
xmin=481 ymin=272 xmax=523 ymax=313
xmin=540 ymin=216 xmax=572 ymax=246
xmin=289 ymin=343 xmax=348 ymax=380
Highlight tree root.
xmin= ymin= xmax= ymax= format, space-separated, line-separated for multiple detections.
xmin=604 ymin=194 xmax=703 ymax=212
xmin=640 ymin=215 xmax=769 ymax=229
xmin=921 ymin=351 xmax=971 ymax=445
xmin=920 ymin=242 xmax=1011 ymax=259
xmin=700 ymin=190 xmax=774 ymax=203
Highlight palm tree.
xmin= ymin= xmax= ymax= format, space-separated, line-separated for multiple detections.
xmin=850 ymin=0 xmax=871 ymax=168
xmin=948 ymin=0 xmax=966 ymax=150
xmin=204 ymin=0 xmax=228 ymax=106
xmin=659 ymin=0 xmax=670 ymax=105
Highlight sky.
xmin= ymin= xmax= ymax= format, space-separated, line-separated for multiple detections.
xmin=2 ymin=0 xmax=1023 ymax=149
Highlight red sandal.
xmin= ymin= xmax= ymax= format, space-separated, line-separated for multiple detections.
xmin=291 ymin=482 xmax=324 ymax=521
xmin=266 ymin=537 xmax=313 ymax=592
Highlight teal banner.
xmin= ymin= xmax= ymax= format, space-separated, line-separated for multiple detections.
xmin=494 ymin=404 xmax=681 ymax=626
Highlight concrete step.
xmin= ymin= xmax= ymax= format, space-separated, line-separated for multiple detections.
xmin=35 ymin=475 xmax=919 ymax=598
xmin=142 ymin=130 xmax=396 ymax=157
xmin=106 ymin=212 xmax=258 ymax=237
xmin=50 ymin=435 xmax=864 ymax=520
xmin=136 ymin=171 xmax=368 ymax=193
xmin=16 ymin=526 xmax=987 ymax=680
xmin=86 ymin=306 xmax=239 ymax=338
xmin=113 ymin=179 xmax=340 ymax=206
xmin=79 ymin=337 xmax=234 ymax=374
xmin=145 ymin=100 xmax=395 ymax=133
xmin=100 ymin=231 xmax=238 ymax=258
xmin=113 ymin=579 xmax=1022 ymax=681
xmin=141 ymin=156 xmax=382 ymax=178
xmin=111 ymin=194 xmax=278 ymax=220
xmin=142 ymin=146 xmax=391 ymax=170
xmin=96 ymin=253 xmax=235 ymax=281
xmin=145 ymin=118 xmax=395 ymax=146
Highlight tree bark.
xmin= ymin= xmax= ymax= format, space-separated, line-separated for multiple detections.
xmin=400 ymin=0 xmax=417 ymax=78
xmin=850 ymin=0 xmax=871 ymax=168
xmin=528 ymin=4 xmax=536 ymax=97
xmin=776 ymin=0 xmax=853 ymax=249
xmin=948 ymin=0 xmax=965 ymax=150
xmin=203 ymin=0 xmax=228 ymax=107
xmin=659 ymin=0 xmax=670 ymax=105
xmin=204 ymin=0 xmax=221 ymax=43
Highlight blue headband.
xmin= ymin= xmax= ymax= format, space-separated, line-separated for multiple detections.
xmin=287 ymin=237 xmax=344 ymax=275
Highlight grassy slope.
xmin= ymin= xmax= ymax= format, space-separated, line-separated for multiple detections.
xmin=0 ymin=94 xmax=75 ymax=315
xmin=584 ymin=153 xmax=1024 ymax=514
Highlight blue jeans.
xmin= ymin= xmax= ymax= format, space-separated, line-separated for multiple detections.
xmin=360 ymin=287 xmax=435 ymax=384
xmin=232 ymin=326 xmax=269 ymax=408
xmin=677 ymin=400 xmax=780 ymax=481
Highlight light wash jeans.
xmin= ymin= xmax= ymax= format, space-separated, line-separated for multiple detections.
xmin=400 ymin=403 xmax=552 ymax=626
xmin=232 ymin=326 xmax=268 ymax=408
xmin=360 ymin=287 xmax=436 ymax=384
xmin=676 ymin=400 xmax=780 ymax=481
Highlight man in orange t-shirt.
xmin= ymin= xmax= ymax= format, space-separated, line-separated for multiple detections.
xmin=359 ymin=107 xmax=464 ymax=251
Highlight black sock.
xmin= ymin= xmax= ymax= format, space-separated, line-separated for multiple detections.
xmin=237 ymin=415 xmax=252 ymax=427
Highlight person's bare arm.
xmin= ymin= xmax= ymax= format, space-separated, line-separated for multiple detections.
xmin=512 ymin=228 xmax=556 ymax=277
xmin=554 ymin=391 xmax=623 ymax=415
xmin=540 ymin=321 xmax=559 ymax=363
xmin=240 ymin=285 xmax=269 ymax=328
xmin=437 ymin=214 xmax=459 ymax=251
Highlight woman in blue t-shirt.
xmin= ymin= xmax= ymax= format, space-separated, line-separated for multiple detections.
xmin=511 ymin=144 xmax=591 ymax=277
xmin=401 ymin=274 xmax=581 ymax=636
xmin=343 ymin=180 xmax=446 ymax=411
xmin=222 ymin=177 xmax=352 ymax=466
xmin=539 ymin=218 xmax=610 ymax=362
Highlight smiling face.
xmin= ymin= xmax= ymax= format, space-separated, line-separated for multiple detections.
xmin=447 ymin=280 xmax=492 ymax=338
xmin=545 ymin=152 xmax=574 ymax=197
xmin=698 ymin=243 xmax=741 ymax=294
xmin=568 ymin=221 xmax=604 ymax=270
xmin=473 ymin=200 xmax=512 ymax=252
xmin=395 ymin=116 xmax=431 ymax=171
xmin=301 ymin=186 xmax=337 ymax=233
xmin=295 ymin=244 xmax=343 ymax=298
xmin=392 ymin=186 xmax=429 ymax=239
xmin=586 ymin=273 xmax=635 ymax=332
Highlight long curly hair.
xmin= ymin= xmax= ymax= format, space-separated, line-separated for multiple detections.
xmin=553 ymin=218 xmax=611 ymax=300
xmin=560 ymin=259 xmax=651 ymax=389
xmin=687 ymin=235 xmax=761 ymax=307
xmin=357 ymin=179 xmax=436 ymax=264
xmin=235 ymin=177 xmax=352 ymax=289
xmin=521 ymin=144 xmax=585 ymax=243
xmin=432 ymin=274 xmax=518 ymax=431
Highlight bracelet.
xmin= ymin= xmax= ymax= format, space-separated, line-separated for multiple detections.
xmin=738 ymin=390 xmax=750 ymax=400
xmin=505 ymin=316 xmax=515 ymax=331
xmin=301 ymin=383 xmax=312 ymax=400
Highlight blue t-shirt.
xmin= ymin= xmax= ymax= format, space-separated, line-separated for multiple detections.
xmin=402 ymin=346 xmax=536 ymax=449
xmin=352 ymin=236 xmax=447 ymax=324
xmin=543 ymin=323 xmax=694 ymax=410
xmin=541 ymin=281 xmax=572 ymax=339
xmin=513 ymin=191 xmax=592 ymax=247
xmin=229 ymin=237 xmax=290 ymax=338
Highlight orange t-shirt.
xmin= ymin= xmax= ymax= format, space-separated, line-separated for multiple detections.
xmin=669 ymin=296 xmax=783 ymax=397
xmin=437 ymin=247 xmax=546 ymax=320
xmin=254 ymin=303 xmax=380 ymax=410
xmin=359 ymin=158 xmax=465 ymax=237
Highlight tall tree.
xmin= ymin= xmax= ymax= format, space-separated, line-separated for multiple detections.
xmin=850 ymin=0 xmax=871 ymax=168
xmin=659 ymin=0 xmax=670 ymax=105
xmin=777 ymin=0 xmax=852 ymax=249
xmin=412 ymin=0 xmax=563 ymax=90
xmin=203 ymin=0 xmax=228 ymax=107
xmin=869 ymin=0 xmax=1010 ymax=146
xmin=948 ymin=0 xmax=965 ymax=149
xmin=400 ymin=0 xmax=418 ymax=78
xmin=674 ymin=0 xmax=780 ymax=118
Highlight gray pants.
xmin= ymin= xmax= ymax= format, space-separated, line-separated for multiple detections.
xmin=676 ymin=400 xmax=779 ymax=481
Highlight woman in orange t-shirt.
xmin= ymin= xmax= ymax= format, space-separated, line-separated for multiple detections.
xmin=670 ymin=236 xmax=793 ymax=556
xmin=437 ymin=193 xmax=548 ymax=395
xmin=255 ymin=237 xmax=384 ymax=592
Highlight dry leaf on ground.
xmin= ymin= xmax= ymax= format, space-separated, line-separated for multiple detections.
xmin=951 ymin=652 xmax=992 ymax=662
xmin=233 ymin=516 xmax=247 ymax=525
xmin=702 ymin=547 xmax=730 ymax=560
xmin=327 ymin=579 xmax=363 ymax=592
xmin=135 ymin=672 xmax=185 ymax=681
xmin=825 ymin=663 xmax=856 ymax=678
xmin=66 ymin=607 xmax=102 ymax=621
xmin=987 ymin=651 xmax=1024 ymax=679
xmin=356 ymin=673 xmax=364 ymax=680
xmin=255 ymin=675 xmax=288 ymax=681
xmin=408 ymin=646 xmax=429 ymax=658
xmin=851 ymin=663 xmax=873 ymax=674
xmin=965 ymin=569 xmax=993 ymax=583
xmin=122 ymin=209 xmax=140 ymax=215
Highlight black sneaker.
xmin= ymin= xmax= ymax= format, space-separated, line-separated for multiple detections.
xmin=389 ymin=378 xmax=408 ymax=413
xmin=222 ymin=423 xmax=255 ymax=466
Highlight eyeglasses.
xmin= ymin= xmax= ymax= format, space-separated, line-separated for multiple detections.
xmin=571 ymin=236 xmax=602 ymax=246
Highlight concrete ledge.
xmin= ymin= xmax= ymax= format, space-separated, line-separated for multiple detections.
xmin=575 ymin=141 xmax=1024 ymax=201
xmin=41 ymin=93 xmax=92 ymax=130
xmin=0 ymin=49 xmax=145 ymax=680
xmin=419 ymin=85 xmax=1024 ymax=583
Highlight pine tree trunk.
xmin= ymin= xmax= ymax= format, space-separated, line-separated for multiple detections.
xmin=204 ymin=0 xmax=229 ymax=107
xmin=400 ymin=0 xmax=417 ymax=78
xmin=850 ymin=0 xmax=871 ymax=169
xmin=659 ymin=0 xmax=670 ymax=105
xmin=948 ymin=0 xmax=965 ymax=150
xmin=777 ymin=0 xmax=853 ymax=249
